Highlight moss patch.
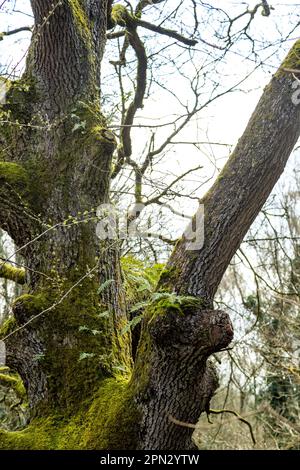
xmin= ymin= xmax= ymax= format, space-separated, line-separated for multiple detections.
xmin=278 ymin=39 xmax=300 ymax=74
xmin=111 ymin=5 xmax=132 ymax=26
xmin=0 ymin=370 xmax=26 ymax=401
xmin=0 ymin=262 xmax=25 ymax=285
xmin=0 ymin=378 xmax=140 ymax=450
xmin=0 ymin=162 xmax=29 ymax=195
xmin=0 ymin=317 xmax=17 ymax=339
xmin=7 ymin=278 xmax=131 ymax=415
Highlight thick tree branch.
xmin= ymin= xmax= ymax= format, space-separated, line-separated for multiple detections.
xmin=28 ymin=0 xmax=108 ymax=115
xmin=132 ymin=308 xmax=233 ymax=449
xmin=261 ymin=0 xmax=271 ymax=17
xmin=107 ymin=30 xmax=125 ymax=39
xmin=110 ymin=3 xmax=198 ymax=179
xmin=0 ymin=262 xmax=25 ymax=284
xmin=111 ymin=4 xmax=197 ymax=47
xmin=162 ymin=39 xmax=300 ymax=303
xmin=111 ymin=26 xmax=147 ymax=178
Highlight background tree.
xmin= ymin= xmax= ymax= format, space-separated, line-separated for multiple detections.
xmin=204 ymin=161 xmax=300 ymax=449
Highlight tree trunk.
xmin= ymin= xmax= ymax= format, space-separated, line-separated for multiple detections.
xmin=0 ymin=2 xmax=300 ymax=450
xmin=0 ymin=0 xmax=131 ymax=419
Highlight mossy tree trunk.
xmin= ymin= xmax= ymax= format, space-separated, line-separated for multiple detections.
xmin=0 ymin=0 xmax=130 ymax=418
xmin=0 ymin=1 xmax=300 ymax=450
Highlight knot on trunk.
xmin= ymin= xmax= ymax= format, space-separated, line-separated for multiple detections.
xmin=136 ymin=309 xmax=233 ymax=449
xmin=149 ymin=309 xmax=233 ymax=355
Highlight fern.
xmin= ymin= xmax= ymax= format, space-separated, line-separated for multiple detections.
xmin=78 ymin=352 xmax=95 ymax=362
xmin=121 ymin=256 xmax=163 ymax=307
xmin=120 ymin=256 xmax=200 ymax=334
xmin=97 ymin=279 xmax=114 ymax=294
xmin=123 ymin=292 xmax=201 ymax=333
xmin=129 ymin=301 xmax=150 ymax=314
xmin=97 ymin=310 xmax=111 ymax=318
xmin=121 ymin=314 xmax=144 ymax=335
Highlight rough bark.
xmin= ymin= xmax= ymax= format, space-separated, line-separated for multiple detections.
xmin=132 ymin=308 xmax=233 ymax=450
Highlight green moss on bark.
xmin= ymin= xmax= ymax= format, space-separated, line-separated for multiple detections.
xmin=0 ymin=316 xmax=17 ymax=339
xmin=278 ymin=39 xmax=300 ymax=74
xmin=0 ymin=378 xmax=140 ymax=449
xmin=7 ymin=278 xmax=131 ymax=415
xmin=111 ymin=5 xmax=132 ymax=26
xmin=0 ymin=78 xmax=37 ymax=121
xmin=0 ymin=370 xmax=26 ymax=401
xmin=0 ymin=263 xmax=25 ymax=285
xmin=0 ymin=162 xmax=29 ymax=195
xmin=158 ymin=265 xmax=182 ymax=291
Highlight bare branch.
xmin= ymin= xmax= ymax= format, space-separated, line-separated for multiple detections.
xmin=145 ymin=165 xmax=203 ymax=206
xmin=208 ymin=408 xmax=256 ymax=445
xmin=111 ymin=27 xmax=147 ymax=178
xmin=135 ymin=18 xmax=197 ymax=46
xmin=107 ymin=30 xmax=125 ymax=40
xmin=0 ymin=26 xmax=32 ymax=41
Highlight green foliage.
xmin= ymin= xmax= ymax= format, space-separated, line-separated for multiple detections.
xmin=121 ymin=314 xmax=143 ymax=335
xmin=121 ymin=256 xmax=163 ymax=307
xmin=120 ymin=256 xmax=163 ymax=333
xmin=97 ymin=279 xmax=114 ymax=294
xmin=120 ymin=257 xmax=201 ymax=333
xmin=78 ymin=352 xmax=96 ymax=362
xmin=79 ymin=325 xmax=100 ymax=335
xmin=126 ymin=292 xmax=202 ymax=331
xmin=32 ymin=354 xmax=45 ymax=363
